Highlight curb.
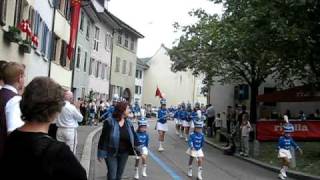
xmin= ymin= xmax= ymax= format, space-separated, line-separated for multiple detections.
xmin=205 ymin=139 xmax=320 ymax=180
xmin=80 ymin=126 xmax=102 ymax=178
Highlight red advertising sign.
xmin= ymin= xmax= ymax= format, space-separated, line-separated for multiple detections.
xmin=256 ymin=120 xmax=320 ymax=141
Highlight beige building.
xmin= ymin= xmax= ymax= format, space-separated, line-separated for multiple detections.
xmin=142 ymin=44 xmax=206 ymax=107
xmin=107 ymin=11 xmax=144 ymax=102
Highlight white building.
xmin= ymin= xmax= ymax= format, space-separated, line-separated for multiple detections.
xmin=134 ymin=58 xmax=149 ymax=105
xmin=142 ymin=44 xmax=206 ymax=107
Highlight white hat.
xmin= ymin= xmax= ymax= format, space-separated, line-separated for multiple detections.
xmin=284 ymin=115 xmax=289 ymax=123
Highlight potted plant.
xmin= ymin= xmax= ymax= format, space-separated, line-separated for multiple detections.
xmin=19 ymin=39 xmax=32 ymax=54
xmin=4 ymin=26 xmax=22 ymax=43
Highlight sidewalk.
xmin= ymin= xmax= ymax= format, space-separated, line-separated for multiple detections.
xmin=204 ymin=136 xmax=320 ymax=180
xmin=76 ymin=126 xmax=101 ymax=160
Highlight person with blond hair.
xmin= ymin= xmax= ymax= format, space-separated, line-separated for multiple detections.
xmin=0 ymin=62 xmax=25 ymax=160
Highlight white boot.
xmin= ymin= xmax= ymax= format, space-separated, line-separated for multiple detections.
xmin=185 ymin=137 xmax=188 ymax=142
xmin=278 ymin=173 xmax=285 ymax=180
xmin=281 ymin=166 xmax=287 ymax=178
xmin=158 ymin=142 xmax=164 ymax=152
xmin=142 ymin=164 xmax=147 ymax=177
xmin=176 ymin=129 xmax=180 ymax=135
xmin=197 ymin=167 xmax=203 ymax=180
xmin=179 ymin=132 xmax=184 ymax=138
xmin=134 ymin=167 xmax=139 ymax=179
xmin=187 ymin=166 xmax=193 ymax=177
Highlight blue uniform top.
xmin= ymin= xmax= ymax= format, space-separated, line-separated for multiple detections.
xmin=191 ymin=111 xmax=199 ymax=122
xmin=186 ymin=111 xmax=193 ymax=122
xmin=174 ymin=110 xmax=180 ymax=119
xmin=133 ymin=104 xmax=141 ymax=113
xmin=179 ymin=110 xmax=188 ymax=120
xmin=137 ymin=131 xmax=149 ymax=147
xmin=277 ymin=136 xmax=299 ymax=150
xmin=158 ymin=108 xmax=168 ymax=124
xmin=188 ymin=132 xmax=205 ymax=150
xmin=101 ymin=105 xmax=115 ymax=120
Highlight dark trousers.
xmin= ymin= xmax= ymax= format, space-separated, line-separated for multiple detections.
xmin=207 ymin=117 xmax=215 ymax=137
xmin=227 ymin=120 xmax=231 ymax=133
xmin=105 ymin=153 xmax=129 ymax=180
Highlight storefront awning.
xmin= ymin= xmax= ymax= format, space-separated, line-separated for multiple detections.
xmin=257 ymin=86 xmax=320 ymax=102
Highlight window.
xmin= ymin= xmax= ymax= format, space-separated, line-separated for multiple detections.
xmin=14 ymin=0 xmax=22 ymax=26
xmin=115 ymin=57 xmax=120 ymax=72
xmin=40 ymin=23 xmax=49 ymax=56
xmin=122 ymin=60 xmax=127 ymax=74
xmin=105 ymin=34 xmax=111 ymax=50
xmin=135 ymin=70 xmax=142 ymax=79
xmin=117 ymin=31 xmax=122 ymax=45
xmin=94 ymin=26 xmax=100 ymax=51
xmin=52 ymin=33 xmax=59 ymax=62
xmin=57 ymin=0 xmax=70 ymax=19
xmin=96 ymin=61 xmax=101 ymax=78
xmin=130 ymin=38 xmax=135 ymax=51
xmin=0 ymin=0 xmax=7 ymax=26
xmin=34 ymin=12 xmax=41 ymax=37
xmin=101 ymin=64 xmax=105 ymax=79
xmin=60 ymin=41 xmax=67 ymax=67
xmin=84 ymin=52 xmax=87 ymax=72
xmin=124 ymin=33 xmax=129 ymax=48
xmin=105 ymin=65 xmax=109 ymax=80
xmin=86 ymin=20 xmax=90 ymax=39
xmin=128 ymin=62 xmax=133 ymax=76
xmin=76 ymin=47 xmax=81 ymax=68
xmin=80 ymin=11 xmax=84 ymax=31
xmin=89 ymin=58 xmax=94 ymax=75
xmin=135 ymin=86 xmax=142 ymax=95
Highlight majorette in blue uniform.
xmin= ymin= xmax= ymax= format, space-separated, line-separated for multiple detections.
xmin=277 ymin=115 xmax=303 ymax=180
xmin=156 ymin=98 xmax=169 ymax=152
xmin=133 ymin=101 xmax=141 ymax=118
xmin=100 ymin=95 xmax=118 ymax=120
xmin=134 ymin=118 xmax=149 ymax=179
xmin=174 ymin=105 xmax=182 ymax=136
xmin=186 ymin=119 xmax=205 ymax=180
xmin=183 ymin=103 xmax=193 ymax=141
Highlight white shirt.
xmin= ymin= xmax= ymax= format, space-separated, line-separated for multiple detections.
xmin=56 ymin=101 xmax=83 ymax=128
xmin=241 ymin=121 xmax=252 ymax=137
xmin=140 ymin=108 xmax=146 ymax=118
xmin=215 ymin=117 xmax=223 ymax=128
xmin=3 ymin=85 xmax=24 ymax=133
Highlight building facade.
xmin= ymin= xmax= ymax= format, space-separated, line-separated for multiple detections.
xmin=0 ymin=0 xmax=53 ymax=84
xmin=107 ymin=11 xmax=144 ymax=103
xmin=72 ymin=1 xmax=118 ymax=100
xmin=142 ymin=44 xmax=206 ymax=107
xmin=72 ymin=6 xmax=94 ymax=99
xmin=134 ymin=58 xmax=149 ymax=105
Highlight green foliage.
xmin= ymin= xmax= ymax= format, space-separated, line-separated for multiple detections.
xmin=169 ymin=0 xmax=320 ymax=122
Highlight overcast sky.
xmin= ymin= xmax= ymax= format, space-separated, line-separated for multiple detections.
xmin=108 ymin=0 xmax=223 ymax=58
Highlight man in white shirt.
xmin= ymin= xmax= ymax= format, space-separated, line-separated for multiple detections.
xmin=0 ymin=62 xmax=25 ymax=160
xmin=56 ymin=90 xmax=83 ymax=153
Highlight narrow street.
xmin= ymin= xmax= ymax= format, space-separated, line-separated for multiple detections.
xmin=91 ymin=119 xmax=296 ymax=180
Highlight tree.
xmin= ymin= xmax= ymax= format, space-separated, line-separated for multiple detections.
xmin=170 ymin=0 xmax=289 ymax=123
xmin=268 ymin=0 xmax=320 ymax=86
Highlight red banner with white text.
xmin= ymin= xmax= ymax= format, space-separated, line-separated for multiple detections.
xmin=256 ymin=120 xmax=320 ymax=141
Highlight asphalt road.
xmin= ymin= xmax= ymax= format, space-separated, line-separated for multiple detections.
xmin=91 ymin=119 xmax=296 ymax=180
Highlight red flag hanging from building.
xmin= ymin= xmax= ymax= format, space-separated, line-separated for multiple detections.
xmin=155 ymin=86 xmax=163 ymax=99
xmin=67 ymin=0 xmax=81 ymax=60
